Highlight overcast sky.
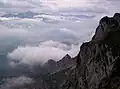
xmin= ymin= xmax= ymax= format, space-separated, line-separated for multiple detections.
xmin=0 ymin=0 xmax=119 ymax=15
xmin=0 ymin=0 xmax=120 ymax=66
xmin=0 ymin=1 xmax=119 ymax=88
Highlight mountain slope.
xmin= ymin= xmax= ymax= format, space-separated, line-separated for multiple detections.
xmin=43 ymin=54 xmax=75 ymax=73
xmin=0 ymin=54 xmax=75 ymax=89
xmin=62 ymin=13 xmax=120 ymax=89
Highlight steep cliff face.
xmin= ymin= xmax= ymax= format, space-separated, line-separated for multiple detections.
xmin=44 ymin=54 xmax=75 ymax=73
xmin=62 ymin=13 xmax=120 ymax=89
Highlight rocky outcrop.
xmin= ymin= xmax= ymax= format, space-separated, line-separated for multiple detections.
xmin=44 ymin=54 xmax=75 ymax=73
xmin=62 ymin=13 xmax=120 ymax=89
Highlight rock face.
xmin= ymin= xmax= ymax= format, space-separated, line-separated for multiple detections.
xmin=62 ymin=13 xmax=120 ymax=89
xmin=44 ymin=54 xmax=75 ymax=73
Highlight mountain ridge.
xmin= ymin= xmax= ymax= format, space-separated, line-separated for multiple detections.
xmin=62 ymin=13 xmax=120 ymax=89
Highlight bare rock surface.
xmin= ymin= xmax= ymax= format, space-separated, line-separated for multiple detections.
xmin=62 ymin=13 xmax=120 ymax=89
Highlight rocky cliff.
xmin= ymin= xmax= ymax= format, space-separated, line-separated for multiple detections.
xmin=44 ymin=54 xmax=75 ymax=73
xmin=62 ymin=13 xmax=120 ymax=89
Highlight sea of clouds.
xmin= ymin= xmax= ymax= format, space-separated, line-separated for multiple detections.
xmin=0 ymin=0 xmax=119 ymax=66
xmin=0 ymin=0 xmax=120 ymax=88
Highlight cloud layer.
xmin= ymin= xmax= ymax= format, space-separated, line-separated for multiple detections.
xmin=0 ymin=76 xmax=34 ymax=89
xmin=0 ymin=0 xmax=120 ymax=69
xmin=7 ymin=40 xmax=80 ymax=66
xmin=0 ymin=0 xmax=119 ymax=15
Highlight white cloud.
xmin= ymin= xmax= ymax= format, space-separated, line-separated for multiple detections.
xmin=0 ymin=0 xmax=120 ymax=68
xmin=0 ymin=76 xmax=34 ymax=89
xmin=7 ymin=40 xmax=80 ymax=66
xmin=0 ymin=28 xmax=29 ymax=37
xmin=38 ymin=0 xmax=91 ymax=10
xmin=0 ymin=24 xmax=32 ymax=44
xmin=60 ymin=28 xmax=77 ymax=36
xmin=0 ymin=16 xmax=95 ymax=45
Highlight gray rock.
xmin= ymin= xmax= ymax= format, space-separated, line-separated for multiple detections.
xmin=62 ymin=13 xmax=120 ymax=89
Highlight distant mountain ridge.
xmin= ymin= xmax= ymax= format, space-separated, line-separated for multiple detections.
xmin=0 ymin=53 xmax=75 ymax=89
xmin=0 ymin=11 xmax=95 ymax=21
xmin=1 ymin=11 xmax=39 ymax=18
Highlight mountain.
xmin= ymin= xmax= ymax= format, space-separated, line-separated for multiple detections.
xmin=2 ymin=13 xmax=120 ymax=89
xmin=44 ymin=54 xmax=75 ymax=73
xmin=1 ymin=11 xmax=95 ymax=21
xmin=0 ymin=54 xmax=75 ymax=89
xmin=1 ymin=11 xmax=39 ymax=18
xmin=62 ymin=13 xmax=120 ymax=89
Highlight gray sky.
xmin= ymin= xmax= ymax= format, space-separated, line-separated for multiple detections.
xmin=0 ymin=0 xmax=119 ymax=66
xmin=0 ymin=0 xmax=119 ymax=14
xmin=0 ymin=1 xmax=119 ymax=88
